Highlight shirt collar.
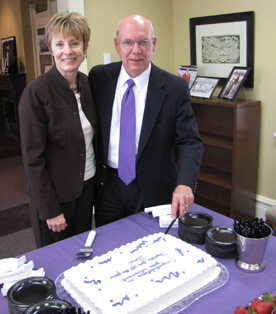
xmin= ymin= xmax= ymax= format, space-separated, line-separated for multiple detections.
xmin=119 ymin=63 xmax=151 ymax=92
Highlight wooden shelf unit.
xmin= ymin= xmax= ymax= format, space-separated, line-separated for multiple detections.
xmin=0 ymin=74 xmax=26 ymax=140
xmin=191 ymin=98 xmax=261 ymax=218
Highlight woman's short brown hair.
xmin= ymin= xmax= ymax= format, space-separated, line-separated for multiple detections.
xmin=46 ymin=11 xmax=91 ymax=52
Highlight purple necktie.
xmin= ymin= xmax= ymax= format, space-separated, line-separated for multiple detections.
xmin=118 ymin=79 xmax=136 ymax=185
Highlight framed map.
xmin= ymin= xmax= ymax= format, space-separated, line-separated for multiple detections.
xmin=190 ymin=11 xmax=254 ymax=88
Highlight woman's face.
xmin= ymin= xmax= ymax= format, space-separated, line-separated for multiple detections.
xmin=51 ymin=32 xmax=85 ymax=79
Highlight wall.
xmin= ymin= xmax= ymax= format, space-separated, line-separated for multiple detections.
xmin=84 ymin=0 xmax=174 ymax=73
xmin=173 ymin=0 xmax=276 ymax=203
xmin=0 ymin=0 xmax=25 ymax=73
xmin=0 ymin=0 xmax=48 ymax=83
xmin=1 ymin=0 xmax=274 ymax=207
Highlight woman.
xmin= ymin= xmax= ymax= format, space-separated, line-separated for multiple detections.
xmin=19 ymin=12 xmax=97 ymax=248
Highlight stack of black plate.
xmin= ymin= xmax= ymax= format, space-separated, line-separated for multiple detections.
xmin=205 ymin=226 xmax=237 ymax=259
xmin=24 ymin=298 xmax=74 ymax=313
xmin=7 ymin=277 xmax=56 ymax=314
xmin=178 ymin=212 xmax=213 ymax=244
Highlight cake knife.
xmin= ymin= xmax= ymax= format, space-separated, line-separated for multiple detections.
xmin=76 ymin=230 xmax=96 ymax=258
xmin=164 ymin=211 xmax=179 ymax=235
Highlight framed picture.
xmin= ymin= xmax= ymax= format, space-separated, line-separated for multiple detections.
xmin=37 ymin=28 xmax=49 ymax=53
xmin=218 ymin=66 xmax=251 ymax=101
xmin=178 ymin=65 xmax=197 ymax=89
xmin=190 ymin=11 xmax=254 ymax=88
xmin=1 ymin=36 xmax=17 ymax=74
xmin=190 ymin=76 xmax=219 ymax=99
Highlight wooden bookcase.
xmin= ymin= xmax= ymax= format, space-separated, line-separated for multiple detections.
xmin=191 ymin=98 xmax=261 ymax=218
xmin=0 ymin=74 xmax=26 ymax=140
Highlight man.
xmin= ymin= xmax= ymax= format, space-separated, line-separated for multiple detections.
xmin=89 ymin=14 xmax=204 ymax=227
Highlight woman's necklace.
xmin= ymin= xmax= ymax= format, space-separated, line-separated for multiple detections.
xmin=70 ymin=77 xmax=78 ymax=93
xmin=70 ymin=84 xmax=78 ymax=93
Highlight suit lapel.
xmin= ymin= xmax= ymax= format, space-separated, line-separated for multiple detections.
xmin=137 ymin=64 xmax=166 ymax=160
xmin=100 ymin=64 xmax=121 ymax=161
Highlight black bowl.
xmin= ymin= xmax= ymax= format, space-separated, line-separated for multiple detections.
xmin=178 ymin=212 xmax=213 ymax=244
xmin=205 ymin=225 xmax=237 ymax=259
xmin=7 ymin=277 xmax=56 ymax=314
xmin=25 ymin=298 xmax=74 ymax=313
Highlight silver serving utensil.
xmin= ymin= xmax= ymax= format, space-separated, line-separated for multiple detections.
xmin=76 ymin=230 xmax=96 ymax=258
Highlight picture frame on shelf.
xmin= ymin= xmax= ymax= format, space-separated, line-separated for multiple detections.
xmin=177 ymin=65 xmax=197 ymax=89
xmin=190 ymin=11 xmax=254 ymax=88
xmin=37 ymin=28 xmax=49 ymax=54
xmin=190 ymin=76 xmax=219 ymax=99
xmin=1 ymin=36 xmax=17 ymax=74
xmin=218 ymin=66 xmax=251 ymax=101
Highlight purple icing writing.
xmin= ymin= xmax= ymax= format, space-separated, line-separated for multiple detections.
xmin=121 ymin=259 xmax=174 ymax=282
xmin=129 ymin=240 xmax=148 ymax=253
xmin=98 ymin=256 xmax=112 ymax=264
xmin=152 ymin=236 xmax=165 ymax=244
xmin=197 ymin=258 xmax=205 ymax=263
xmin=175 ymin=248 xmax=184 ymax=256
xmin=111 ymin=294 xmax=130 ymax=307
xmin=84 ymin=278 xmax=101 ymax=285
xmin=155 ymin=271 xmax=180 ymax=283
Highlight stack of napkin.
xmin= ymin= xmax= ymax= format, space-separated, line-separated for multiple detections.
xmin=0 ymin=255 xmax=45 ymax=297
xmin=144 ymin=204 xmax=178 ymax=229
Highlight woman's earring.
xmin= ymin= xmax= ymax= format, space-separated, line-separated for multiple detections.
xmin=83 ymin=53 xmax=87 ymax=60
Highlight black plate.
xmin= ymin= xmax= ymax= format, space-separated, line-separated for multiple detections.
xmin=206 ymin=226 xmax=236 ymax=246
xmin=205 ymin=226 xmax=237 ymax=259
xmin=25 ymin=298 xmax=73 ymax=313
xmin=178 ymin=212 xmax=213 ymax=244
xmin=179 ymin=212 xmax=213 ymax=228
xmin=7 ymin=277 xmax=56 ymax=314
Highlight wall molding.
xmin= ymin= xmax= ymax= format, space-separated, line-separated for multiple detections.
xmin=256 ymin=195 xmax=276 ymax=219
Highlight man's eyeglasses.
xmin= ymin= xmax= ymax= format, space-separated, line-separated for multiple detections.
xmin=118 ymin=39 xmax=152 ymax=49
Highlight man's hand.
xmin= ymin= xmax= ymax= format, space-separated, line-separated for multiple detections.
xmin=171 ymin=184 xmax=194 ymax=219
xmin=46 ymin=213 xmax=68 ymax=232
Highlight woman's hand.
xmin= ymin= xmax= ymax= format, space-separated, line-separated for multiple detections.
xmin=46 ymin=213 xmax=68 ymax=232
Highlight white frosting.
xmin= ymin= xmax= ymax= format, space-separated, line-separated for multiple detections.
xmin=62 ymin=233 xmax=220 ymax=313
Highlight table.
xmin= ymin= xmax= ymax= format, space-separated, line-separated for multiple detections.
xmin=1 ymin=204 xmax=276 ymax=313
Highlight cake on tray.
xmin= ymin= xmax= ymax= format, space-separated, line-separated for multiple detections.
xmin=61 ymin=232 xmax=221 ymax=314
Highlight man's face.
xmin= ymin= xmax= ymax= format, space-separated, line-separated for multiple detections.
xmin=114 ymin=16 xmax=156 ymax=78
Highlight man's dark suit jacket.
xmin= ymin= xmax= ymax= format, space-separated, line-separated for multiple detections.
xmin=89 ymin=62 xmax=203 ymax=208
xmin=19 ymin=65 xmax=97 ymax=245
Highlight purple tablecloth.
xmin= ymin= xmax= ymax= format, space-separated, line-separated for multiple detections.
xmin=1 ymin=204 xmax=276 ymax=313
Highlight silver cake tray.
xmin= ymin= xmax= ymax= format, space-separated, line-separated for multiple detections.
xmin=55 ymin=262 xmax=229 ymax=314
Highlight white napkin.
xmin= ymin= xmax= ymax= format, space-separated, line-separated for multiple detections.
xmin=0 ymin=256 xmax=26 ymax=276
xmin=152 ymin=205 xmax=171 ymax=218
xmin=159 ymin=214 xmax=178 ymax=228
xmin=144 ymin=204 xmax=171 ymax=215
xmin=0 ymin=260 xmax=34 ymax=284
xmin=1 ymin=268 xmax=45 ymax=297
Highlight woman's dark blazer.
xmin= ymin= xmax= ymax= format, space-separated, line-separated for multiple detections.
xmin=19 ymin=65 xmax=97 ymax=229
